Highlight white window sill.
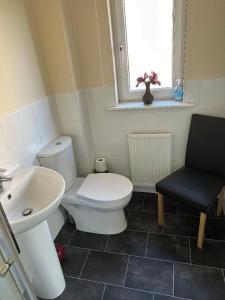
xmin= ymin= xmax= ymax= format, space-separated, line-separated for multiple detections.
xmin=108 ymin=100 xmax=194 ymax=111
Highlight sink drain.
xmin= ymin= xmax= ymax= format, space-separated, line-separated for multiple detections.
xmin=22 ymin=208 xmax=33 ymax=216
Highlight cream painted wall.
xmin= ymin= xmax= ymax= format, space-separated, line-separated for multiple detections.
xmin=0 ymin=0 xmax=47 ymax=117
xmin=63 ymin=0 xmax=225 ymax=88
xmin=65 ymin=0 xmax=114 ymax=89
xmin=1 ymin=0 xmax=224 ymax=116
xmin=27 ymin=0 xmax=76 ymax=93
xmin=185 ymin=0 xmax=225 ymax=79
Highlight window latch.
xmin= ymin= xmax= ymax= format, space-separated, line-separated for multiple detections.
xmin=119 ymin=43 xmax=125 ymax=62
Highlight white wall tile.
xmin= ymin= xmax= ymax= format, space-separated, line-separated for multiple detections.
xmin=55 ymin=92 xmax=80 ymax=122
xmin=156 ymin=110 xmax=193 ymax=140
xmin=198 ymin=107 xmax=225 ymax=119
xmin=0 ymin=127 xmax=15 ymax=168
xmin=108 ymin=138 xmax=128 ymax=160
xmin=77 ymin=91 xmax=96 ymax=170
xmin=92 ymin=112 xmax=125 ymax=139
xmin=172 ymin=160 xmax=184 ymax=172
xmin=183 ymin=80 xmax=200 ymax=104
xmin=122 ymin=111 xmax=158 ymax=134
xmin=172 ymin=138 xmax=187 ymax=167
xmin=61 ymin=121 xmax=91 ymax=175
xmin=199 ymin=78 xmax=225 ymax=109
xmin=94 ymin=138 xmax=110 ymax=158
xmin=60 ymin=80 xmax=225 ymax=180
xmin=0 ymin=107 xmax=42 ymax=166
xmin=32 ymin=97 xmax=60 ymax=146
xmin=84 ymin=86 xmax=116 ymax=114
xmin=108 ymin=158 xmax=131 ymax=178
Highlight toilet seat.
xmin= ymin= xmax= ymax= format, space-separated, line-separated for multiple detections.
xmin=63 ymin=173 xmax=133 ymax=208
xmin=77 ymin=173 xmax=133 ymax=204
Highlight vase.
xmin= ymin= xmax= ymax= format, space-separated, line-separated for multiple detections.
xmin=142 ymin=82 xmax=154 ymax=105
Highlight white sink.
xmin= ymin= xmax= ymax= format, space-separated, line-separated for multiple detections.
xmin=1 ymin=166 xmax=65 ymax=234
xmin=0 ymin=166 xmax=66 ymax=299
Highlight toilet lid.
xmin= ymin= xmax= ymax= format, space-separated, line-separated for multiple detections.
xmin=77 ymin=173 xmax=133 ymax=203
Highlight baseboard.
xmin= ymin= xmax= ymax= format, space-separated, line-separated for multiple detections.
xmin=133 ymin=185 xmax=156 ymax=193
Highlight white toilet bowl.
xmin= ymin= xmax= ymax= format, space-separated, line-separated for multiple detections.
xmin=37 ymin=137 xmax=133 ymax=235
xmin=63 ymin=173 xmax=132 ymax=234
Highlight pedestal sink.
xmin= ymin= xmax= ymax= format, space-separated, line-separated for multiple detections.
xmin=0 ymin=166 xmax=65 ymax=299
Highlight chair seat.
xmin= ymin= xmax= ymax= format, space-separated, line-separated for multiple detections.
xmin=156 ymin=167 xmax=225 ymax=213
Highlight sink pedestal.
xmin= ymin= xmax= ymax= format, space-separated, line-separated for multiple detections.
xmin=16 ymin=220 xmax=65 ymax=299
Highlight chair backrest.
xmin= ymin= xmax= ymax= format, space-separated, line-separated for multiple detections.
xmin=185 ymin=114 xmax=225 ymax=178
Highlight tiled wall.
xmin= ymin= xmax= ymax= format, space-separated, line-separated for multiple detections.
xmin=0 ymin=96 xmax=61 ymax=169
xmin=55 ymin=92 xmax=95 ymax=176
xmin=82 ymin=78 xmax=225 ymax=179
xmin=0 ymin=96 xmax=65 ymax=238
xmin=2 ymin=77 xmax=224 ymax=184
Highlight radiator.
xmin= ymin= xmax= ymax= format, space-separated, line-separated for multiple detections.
xmin=128 ymin=133 xmax=172 ymax=187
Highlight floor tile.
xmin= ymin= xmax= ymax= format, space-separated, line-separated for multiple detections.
xmin=106 ymin=230 xmax=148 ymax=256
xmin=128 ymin=211 xmax=163 ymax=233
xmin=154 ymin=295 xmax=188 ymax=300
xmin=125 ymin=192 xmax=145 ymax=210
xmin=61 ymin=246 xmax=89 ymax=277
xmin=55 ymin=223 xmax=76 ymax=245
xmin=146 ymin=234 xmax=190 ymax=263
xmin=143 ymin=195 xmax=177 ymax=214
xmin=125 ymin=256 xmax=173 ymax=295
xmin=70 ymin=230 xmax=109 ymax=251
xmin=164 ymin=214 xmax=199 ymax=237
xmin=206 ymin=217 xmax=225 ymax=240
xmin=190 ymin=238 xmax=225 ymax=268
xmin=174 ymin=263 xmax=225 ymax=300
xmin=55 ymin=277 xmax=104 ymax=300
xmin=142 ymin=193 xmax=158 ymax=212
xmin=217 ymin=210 xmax=225 ymax=219
xmin=124 ymin=209 xmax=130 ymax=219
xmin=81 ymin=250 xmax=128 ymax=285
xmin=103 ymin=285 xmax=153 ymax=300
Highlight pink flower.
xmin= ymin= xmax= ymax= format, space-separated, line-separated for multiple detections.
xmin=151 ymin=71 xmax=158 ymax=80
xmin=136 ymin=76 xmax=144 ymax=87
xmin=136 ymin=71 xmax=161 ymax=87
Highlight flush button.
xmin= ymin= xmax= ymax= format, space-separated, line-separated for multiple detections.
xmin=55 ymin=142 xmax=62 ymax=146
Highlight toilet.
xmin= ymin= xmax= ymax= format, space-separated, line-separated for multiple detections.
xmin=37 ymin=136 xmax=133 ymax=234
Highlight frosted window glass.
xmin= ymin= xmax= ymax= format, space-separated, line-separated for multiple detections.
xmin=124 ymin=0 xmax=173 ymax=90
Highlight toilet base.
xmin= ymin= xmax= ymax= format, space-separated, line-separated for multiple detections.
xmin=62 ymin=203 xmax=127 ymax=234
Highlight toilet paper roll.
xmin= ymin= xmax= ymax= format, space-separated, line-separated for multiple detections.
xmin=95 ymin=157 xmax=107 ymax=172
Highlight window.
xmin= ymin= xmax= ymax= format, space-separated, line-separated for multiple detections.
xmin=109 ymin=0 xmax=186 ymax=101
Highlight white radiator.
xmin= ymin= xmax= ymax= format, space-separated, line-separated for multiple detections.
xmin=128 ymin=133 xmax=172 ymax=187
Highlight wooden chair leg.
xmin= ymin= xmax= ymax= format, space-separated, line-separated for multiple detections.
xmin=197 ymin=212 xmax=207 ymax=248
xmin=157 ymin=193 xmax=164 ymax=225
xmin=217 ymin=187 xmax=225 ymax=217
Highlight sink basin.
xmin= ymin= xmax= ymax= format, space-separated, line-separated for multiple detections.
xmin=1 ymin=166 xmax=65 ymax=234
xmin=0 ymin=166 xmax=66 ymax=299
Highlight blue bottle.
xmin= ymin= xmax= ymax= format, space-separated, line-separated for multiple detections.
xmin=174 ymin=79 xmax=183 ymax=101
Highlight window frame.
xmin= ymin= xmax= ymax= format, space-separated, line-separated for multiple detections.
xmin=108 ymin=0 xmax=186 ymax=102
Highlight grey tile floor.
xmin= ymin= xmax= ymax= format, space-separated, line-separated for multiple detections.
xmin=43 ymin=192 xmax=225 ymax=300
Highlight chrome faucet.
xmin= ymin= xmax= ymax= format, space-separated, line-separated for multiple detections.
xmin=0 ymin=169 xmax=12 ymax=194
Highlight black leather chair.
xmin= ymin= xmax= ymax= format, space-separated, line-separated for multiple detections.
xmin=156 ymin=114 xmax=225 ymax=248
